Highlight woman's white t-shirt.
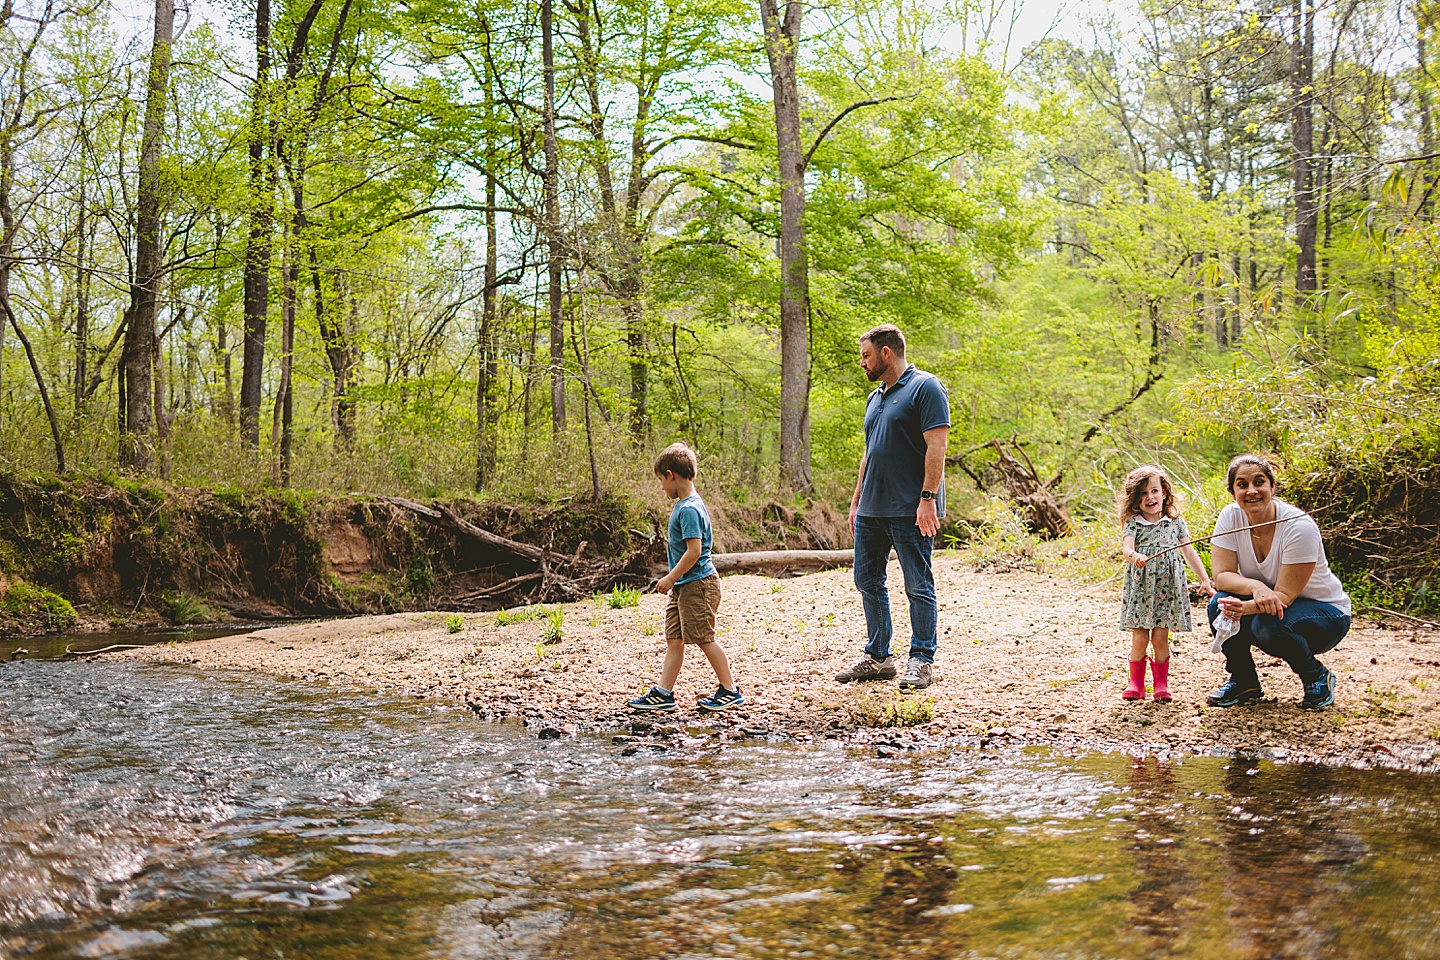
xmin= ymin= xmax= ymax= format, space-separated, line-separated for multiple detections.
xmin=1211 ymin=499 xmax=1351 ymax=616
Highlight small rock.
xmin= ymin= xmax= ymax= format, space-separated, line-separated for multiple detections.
xmin=1051 ymin=712 xmax=1068 ymax=723
xmin=875 ymin=745 xmax=899 ymax=758
xmin=537 ymin=727 xmax=562 ymax=740
xmin=611 ymin=735 xmax=635 ymax=744
xmin=620 ymin=745 xmax=639 ymax=757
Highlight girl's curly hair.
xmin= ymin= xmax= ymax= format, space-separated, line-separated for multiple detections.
xmin=1117 ymin=465 xmax=1180 ymax=524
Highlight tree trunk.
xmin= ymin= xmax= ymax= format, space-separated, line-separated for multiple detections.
xmin=153 ymin=320 xmax=169 ymax=478
xmin=240 ymin=0 xmax=274 ymax=450
xmin=271 ymin=235 xmax=295 ymax=487
xmin=477 ymin=170 xmax=499 ymax=490
xmin=760 ymin=0 xmax=811 ymax=492
xmin=74 ymin=178 xmax=90 ymax=412
xmin=1419 ymin=6 xmax=1436 ymax=216
xmin=1290 ymin=0 xmax=1317 ymax=300
xmin=121 ymin=0 xmax=175 ymax=473
xmin=542 ymin=0 xmax=566 ymax=439
xmin=476 ymin=36 xmax=499 ymax=492
xmin=216 ymin=319 xmax=234 ymax=422
xmin=711 ymin=549 xmax=856 ymax=573
xmin=623 ymin=282 xmax=648 ymax=439
xmin=1 ymin=298 xmax=66 ymax=472
xmin=572 ymin=293 xmax=603 ymax=505
xmin=574 ymin=0 xmax=649 ymax=441
xmin=315 ymin=262 xmax=357 ymax=448
xmin=0 ymin=130 xmax=14 ymax=434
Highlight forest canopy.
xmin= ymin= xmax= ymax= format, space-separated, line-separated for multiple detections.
xmin=0 ymin=0 xmax=1436 ymax=605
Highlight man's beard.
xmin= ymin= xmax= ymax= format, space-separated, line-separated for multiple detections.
xmin=865 ymin=365 xmax=884 ymax=382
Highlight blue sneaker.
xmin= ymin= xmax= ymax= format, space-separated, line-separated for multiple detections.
xmin=1301 ymin=667 xmax=1335 ymax=710
xmin=697 ymin=686 xmax=745 ymax=711
xmin=1206 ymin=679 xmax=1264 ymax=708
xmin=628 ymin=687 xmax=676 ymax=711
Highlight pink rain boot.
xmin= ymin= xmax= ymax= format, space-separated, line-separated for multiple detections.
xmin=1151 ymin=657 xmax=1172 ymax=702
xmin=1122 ymin=659 xmax=1146 ymax=700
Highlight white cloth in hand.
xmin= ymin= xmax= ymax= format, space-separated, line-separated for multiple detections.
xmin=1211 ymin=614 xmax=1240 ymax=653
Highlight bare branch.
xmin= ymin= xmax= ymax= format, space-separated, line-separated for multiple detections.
xmin=803 ymin=94 xmax=914 ymax=170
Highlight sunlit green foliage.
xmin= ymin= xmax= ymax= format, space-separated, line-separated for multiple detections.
xmin=0 ymin=0 xmax=1433 ymax=607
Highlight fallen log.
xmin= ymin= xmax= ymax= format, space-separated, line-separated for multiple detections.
xmin=711 ymin=549 xmax=855 ymax=573
xmin=378 ymin=496 xmax=546 ymax=562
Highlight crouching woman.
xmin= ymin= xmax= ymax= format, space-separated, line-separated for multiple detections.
xmin=1206 ymin=455 xmax=1352 ymax=710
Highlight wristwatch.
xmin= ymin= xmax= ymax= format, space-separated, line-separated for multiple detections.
xmin=920 ymin=490 xmax=936 ymax=501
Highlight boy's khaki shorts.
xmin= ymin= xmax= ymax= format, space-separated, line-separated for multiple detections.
xmin=666 ymin=574 xmax=722 ymax=644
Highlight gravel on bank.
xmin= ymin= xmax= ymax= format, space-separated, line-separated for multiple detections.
xmin=108 ymin=553 xmax=1440 ymax=771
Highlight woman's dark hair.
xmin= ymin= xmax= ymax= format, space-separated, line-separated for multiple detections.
xmin=1225 ymin=454 xmax=1277 ymax=492
xmin=1117 ymin=465 xmax=1180 ymax=524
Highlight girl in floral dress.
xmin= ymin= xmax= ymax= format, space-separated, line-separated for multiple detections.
xmin=1118 ymin=466 xmax=1214 ymax=701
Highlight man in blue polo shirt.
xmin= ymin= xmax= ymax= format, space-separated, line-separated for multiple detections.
xmin=836 ymin=324 xmax=950 ymax=691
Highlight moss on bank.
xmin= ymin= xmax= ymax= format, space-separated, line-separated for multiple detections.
xmin=0 ymin=580 xmax=77 ymax=634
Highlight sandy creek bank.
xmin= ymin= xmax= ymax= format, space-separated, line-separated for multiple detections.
xmin=110 ymin=553 xmax=1440 ymax=772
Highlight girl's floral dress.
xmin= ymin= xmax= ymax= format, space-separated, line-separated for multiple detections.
xmin=1119 ymin=516 xmax=1193 ymax=631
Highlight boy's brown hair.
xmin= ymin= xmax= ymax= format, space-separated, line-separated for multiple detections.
xmin=1117 ymin=464 xmax=1180 ymax=524
xmin=653 ymin=442 xmax=698 ymax=480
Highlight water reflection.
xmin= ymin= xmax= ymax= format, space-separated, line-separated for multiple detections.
xmin=6 ymin=625 xmax=260 ymax=661
xmin=2 ymin=661 xmax=1439 ymax=959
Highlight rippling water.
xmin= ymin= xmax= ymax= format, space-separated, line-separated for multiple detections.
xmin=3 ymin=661 xmax=1440 ymax=959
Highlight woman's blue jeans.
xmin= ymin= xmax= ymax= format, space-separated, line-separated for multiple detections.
xmin=1207 ymin=591 xmax=1350 ymax=687
xmin=853 ymin=515 xmax=938 ymax=665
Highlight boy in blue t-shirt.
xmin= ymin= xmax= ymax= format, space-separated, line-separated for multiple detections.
xmin=628 ymin=442 xmax=743 ymax=712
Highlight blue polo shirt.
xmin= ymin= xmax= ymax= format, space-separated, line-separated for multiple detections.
xmin=858 ymin=364 xmax=950 ymax=518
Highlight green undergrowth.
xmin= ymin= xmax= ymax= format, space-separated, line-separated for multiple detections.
xmin=604 ymin=585 xmax=642 ymax=609
xmin=495 ymin=605 xmax=551 ymax=627
xmin=849 ymin=693 xmax=935 ymax=728
xmin=0 ymin=580 xmax=77 ymax=634
xmin=158 ymin=592 xmax=223 ymax=625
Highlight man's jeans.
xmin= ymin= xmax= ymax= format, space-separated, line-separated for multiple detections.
xmin=1207 ymin=591 xmax=1350 ymax=686
xmin=854 ymin=515 xmax=938 ymax=665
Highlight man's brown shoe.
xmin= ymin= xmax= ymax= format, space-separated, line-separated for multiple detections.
xmin=835 ymin=655 xmax=897 ymax=683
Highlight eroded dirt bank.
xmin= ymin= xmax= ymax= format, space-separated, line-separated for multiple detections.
xmin=110 ymin=554 xmax=1440 ymax=770
xmin=0 ymin=474 xmax=851 ymax=634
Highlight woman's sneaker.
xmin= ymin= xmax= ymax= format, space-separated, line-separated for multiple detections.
xmin=1301 ymin=667 xmax=1335 ymax=710
xmin=698 ymin=686 xmax=745 ymax=711
xmin=1206 ymin=679 xmax=1263 ymax=708
xmin=628 ymin=687 xmax=676 ymax=711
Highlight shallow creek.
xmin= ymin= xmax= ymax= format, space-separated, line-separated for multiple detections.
xmin=3 ymin=660 xmax=1439 ymax=959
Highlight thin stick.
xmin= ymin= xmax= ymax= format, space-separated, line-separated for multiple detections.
xmin=1142 ymin=514 xmax=1304 ymax=563
xmin=1360 ymin=606 xmax=1440 ymax=630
